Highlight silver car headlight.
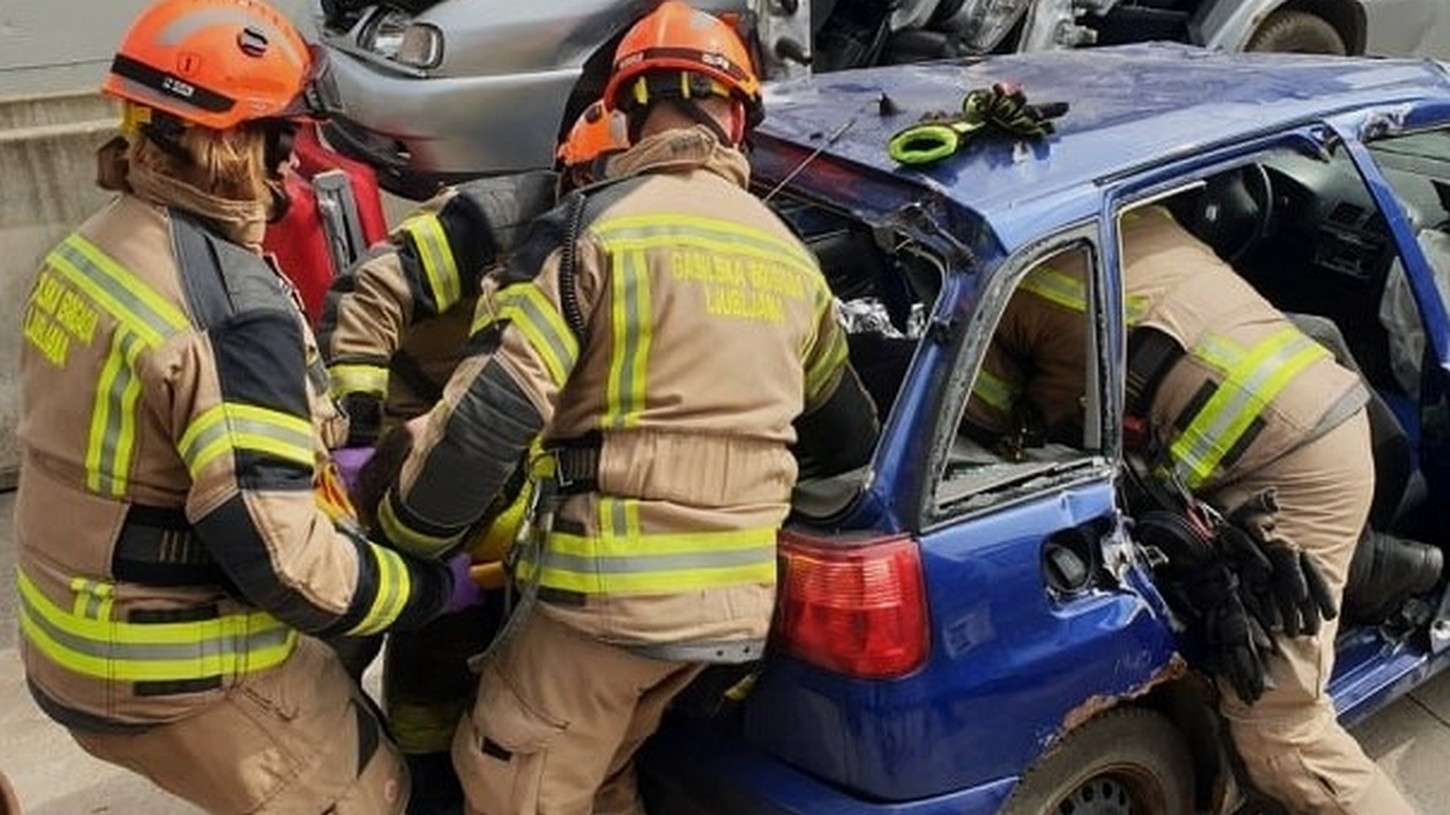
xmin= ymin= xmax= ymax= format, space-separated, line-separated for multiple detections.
xmin=357 ymin=8 xmax=443 ymax=69
xmin=952 ymin=0 xmax=1033 ymax=53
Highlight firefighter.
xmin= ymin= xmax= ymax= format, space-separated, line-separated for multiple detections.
xmin=370 ymin=3 xmax=879 ymax=812
xmin=315 ymin=103 xmax=628 ymax=815
xmin=965 ymin=205 xmax=1415 ymax=815
xmin=13 ymin=2 xmax=481 ymax=813
xmin=318 ymin=102 xmax=627 ymax=450
xmin=557 ymin=99 xmax=630 ymax=191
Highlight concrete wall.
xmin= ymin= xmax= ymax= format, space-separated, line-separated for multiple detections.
xmin=0 ymin=0 xmax=314 ymax=486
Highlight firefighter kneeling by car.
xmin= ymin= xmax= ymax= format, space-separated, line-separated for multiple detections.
xmin=964 ymin=205 xmax=1418 ymax=815
xmin=13 ymin=1 xmax=486 ymax=813
xmin=367 ymin=3 xmax=879 ymax=813
xmin=318 ymin=100 xmax=629 ymax=814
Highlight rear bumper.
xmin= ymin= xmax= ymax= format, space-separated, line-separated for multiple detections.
xmin=638 ymin=720 xmax=1019 ymax=815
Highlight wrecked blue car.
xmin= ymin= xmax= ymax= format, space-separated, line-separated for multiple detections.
xmin=638 ymin=43 xmax=1450 ymax=815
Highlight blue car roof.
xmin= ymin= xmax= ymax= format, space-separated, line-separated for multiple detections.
xmin=757 ymin=43 xmax=1450 ymax=252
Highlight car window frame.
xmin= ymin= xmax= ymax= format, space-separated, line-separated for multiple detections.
xmin=920 ymin=220 xmax=1114 ymax=530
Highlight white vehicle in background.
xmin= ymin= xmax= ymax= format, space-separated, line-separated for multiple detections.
xmin=313 ymin=0 xmax=1441 ymax=197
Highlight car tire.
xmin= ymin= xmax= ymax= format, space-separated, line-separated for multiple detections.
xmin=1245 ymin=10 xmax=1347 ymax=55
xmin=1000 ymin=708 xmax=1195 ymax=815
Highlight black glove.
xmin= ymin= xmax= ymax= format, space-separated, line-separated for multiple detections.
xmin=1222 ymin=489 xmax=1338 ymax=637
xmin=340 ymin=392 xmax=383 ymax=448
xmin=963 ymin=82 xmax=1069 ymax=140
xmin=1135 ymin=510 xmax=1275 ymax=704
xmin=1188 ymin=565 xmax=1276 ymax=705
xmin=441 ymin=170 xmax=561 ymax=280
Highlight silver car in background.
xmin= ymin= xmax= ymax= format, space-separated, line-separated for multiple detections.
xmin=314 ymin=0 xmax=1440 ymax=198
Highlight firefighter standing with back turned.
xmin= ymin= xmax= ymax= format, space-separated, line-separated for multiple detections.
xmin=317 ymin=103 xmax=629 ymax=815
xmin=371 ymin=3 xmax=880 ymax=813
xmin=13 ymin=1 xmax=481 ymax=813
xmin=966 ymin=205 xmax=1416 ymax=815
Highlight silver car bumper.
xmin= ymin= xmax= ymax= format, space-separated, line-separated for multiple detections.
xmin=323 ymin=46 xmax=579 ymax=190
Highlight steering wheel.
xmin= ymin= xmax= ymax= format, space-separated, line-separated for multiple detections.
xmin=1181 ymin=165 xmax=1275 ymax=266
xmin=1231 ymin=164 xmax=1275 ymax=265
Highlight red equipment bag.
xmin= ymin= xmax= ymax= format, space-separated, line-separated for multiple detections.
xmin=263 ymin=123 xmax=388 ymax=325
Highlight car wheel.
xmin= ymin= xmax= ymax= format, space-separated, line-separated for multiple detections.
xmin=1000 ymin=708 xmax=1195 ymax=815
xmin=1246 ymin=10 xmax=1347 ymax=55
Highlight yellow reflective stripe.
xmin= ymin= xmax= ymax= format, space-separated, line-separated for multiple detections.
xmin=68 ymin=578 xmax=114 ymax=622
xmin=1195 ymin=334 xmax=1243 ymax=372
xmin=496 ymin=284 xmax=580 ymax=387
xmin=402 ymin=213 xmax=460 ymax=312
xmin=592 ymin=214 xmax=817 ymax=272
xmin=48 ymin=234 xmax=187 ymax=498
xmin=1170 ymin=328 xmax=1330 ymax=487
xmin=972 ymin=365 xmax=1017 ymax=413
xmin=605 ymin=250 xmax=651 ymax=429
xmin=593 ymin=224 xmax=820 ymax=284
xmin=1019 ymin=265 xmax=1086 ymax=312
xmin=378 ymin=491 xmax=462 ymax=558
xmin=805 ymin=328 xmax=848 ymax=405
xmin=47 ymin=235 xmax=187 ymax=347
xmin=1125 ymin=294 xmax=1149 ymax=327
xmin=599 ymin=495 xmax=644 ymax=541
xmin=519 ymin=526 xmax=779 ymax=594
xmin=178 ymin=403 xmax=315 ymax=477
xmin=84 ymin=330 xmax=145 ymax=496
xmin=347 ymin=544 xmax=413 ymax=636
xmin=328 ymin=363 xmax=389 ymax=399
xmin=18 ymin=570 xmax=297 ymax=682
xmin=556 ymin=525 xmax=777 ymax=558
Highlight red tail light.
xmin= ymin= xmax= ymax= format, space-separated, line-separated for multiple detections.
xmin=775 ymin=530 xmax=929 ymax=678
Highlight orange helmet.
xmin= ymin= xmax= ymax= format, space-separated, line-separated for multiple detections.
xmin=603 ymin=1 xmax=763 ymax=130
xmin=102 ymin=0 xmax=321 ymax=131
xmin=556 ymin=100 xmax=630 ymax=168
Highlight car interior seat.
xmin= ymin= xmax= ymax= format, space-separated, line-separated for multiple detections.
xmin=1286 ymin=313 xmax=1444 ymax=624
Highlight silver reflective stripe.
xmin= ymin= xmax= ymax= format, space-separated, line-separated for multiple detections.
xmin=88 ymin=330 xmax=145 ymax=496
xmin=20 ymin=592 xmax=292 ymax=664
xmin=593 ymin=218 xmax=816 ymax=271
xmin=1173 ymin=332 xmax=1324 ymax=484
xmin=606 ymin=250 xmax=650 ymax=429
xmin=51 ymin=238 xmax=186 ymax=346
xmin=543 ymin=545 xmax=777 ymax=575
xmin=500 ymin=287 xmax=578 ymax=384
xmin=228 ymin=413 xmax=314 ymax=452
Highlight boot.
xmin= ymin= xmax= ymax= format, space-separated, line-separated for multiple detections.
xmin=1343 ymin=528 xmax=1444 ymax=625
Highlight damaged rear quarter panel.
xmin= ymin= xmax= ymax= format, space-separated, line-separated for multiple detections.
xmin=743 ymin=480 xmax=1184 ymax=801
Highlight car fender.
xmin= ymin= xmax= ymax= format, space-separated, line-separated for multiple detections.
xmin=1190 ymin=0 xmax=1367 ymax=54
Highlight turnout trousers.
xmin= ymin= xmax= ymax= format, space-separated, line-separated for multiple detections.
xmin=1209 ymin=411 xmax=1417 ymax=815
xmin=70 ymin=637 xmax=409 ymax=815
xmin=451 ymin=612 xmax=704 ymax=815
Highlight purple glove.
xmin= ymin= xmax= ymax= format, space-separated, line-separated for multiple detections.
xmin=331 ymin=446 xmax=376 ymax=496
xmin=444 ymin=553 xmax=484 ymax=614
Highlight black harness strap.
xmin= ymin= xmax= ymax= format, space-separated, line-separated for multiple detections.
xmin=1124 ymin=327 xmax=1184 ymax=420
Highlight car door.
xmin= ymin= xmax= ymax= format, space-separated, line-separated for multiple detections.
xmin=898 ymin=220 xmax=1181 ymax=794
xmin=1334 ymin=108 xmax=1450 ymax=641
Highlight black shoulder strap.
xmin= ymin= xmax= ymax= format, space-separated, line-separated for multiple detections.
xmin=169 ymin=210 xmax=297 ymax=329
xmin=540 ymin=173 xmax=653 ymax=342
xmin=1124 ymin=327 xmax=1184 ymax=419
